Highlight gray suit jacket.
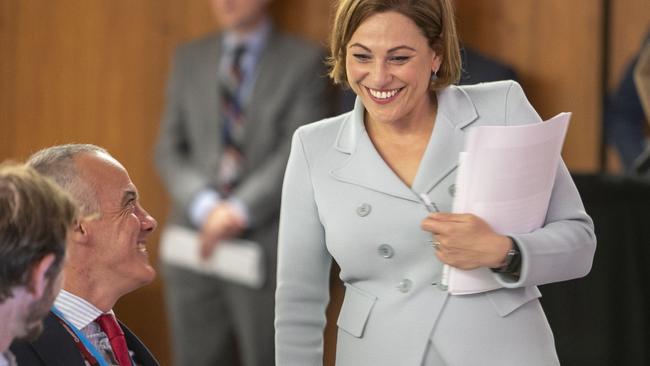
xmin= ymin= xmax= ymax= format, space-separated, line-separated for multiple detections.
xmin=155 ymin=29 xmax=331 ymax=275
xmin=275 ymin=81 xmax=596 ymax=366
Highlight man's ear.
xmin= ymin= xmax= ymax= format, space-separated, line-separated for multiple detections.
xmin=69 ymin=219 xmax=89 ymax=244
xmin=27 ymin=254 xmax=56 ymax=299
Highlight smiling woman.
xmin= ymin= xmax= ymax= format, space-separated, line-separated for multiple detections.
xmin=327 ymin=0 xmax=461 ymax=188
xmin=274 ymin=1 xmax=597 ymax=365
xmin=344 ymin=11 xmax=444 ymax=186
xmin=346 ymin=12 xmax=440 ymax=122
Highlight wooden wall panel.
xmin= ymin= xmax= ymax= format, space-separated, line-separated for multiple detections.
xmin=456 ymin=0 xmax=603 ymax=172
xmin=271 ymin=0 xmax=333 ymax=44
xmin=0 ymin=0 xmax=17 ymax=161
xmin=0 ymin=2 xmax=216 ymax=365
xmin=608 ymin=0 xmax=650 ymax=89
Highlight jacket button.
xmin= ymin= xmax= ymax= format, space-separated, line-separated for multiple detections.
xmin=448 ymin=184 xmax=456 ymax=197
xmin=377 ymin=244 xmax=394 ymax=258
xmin=356 ymin=203 xmax=372 ymax=217
xmin=397 ymin=279 xmax=412 ymax=293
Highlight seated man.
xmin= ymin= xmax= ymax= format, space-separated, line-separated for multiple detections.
xmin=11 ymin=144 xmax=159 ymax=366
xmin=0 ymin=163 xmax=77 ymax=366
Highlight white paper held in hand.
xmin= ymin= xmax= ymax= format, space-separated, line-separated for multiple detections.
xmin=159 ymin=225 xmax=265 ymax=288
xmin=443 ymin=112 xmax=571 ymax=295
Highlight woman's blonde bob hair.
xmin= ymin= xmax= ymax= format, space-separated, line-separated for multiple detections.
xmin=327 ymin=0 xmax=461 ymax=91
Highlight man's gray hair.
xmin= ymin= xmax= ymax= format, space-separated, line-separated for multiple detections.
xmin=27 ymin=144 xmax=109 ymax=216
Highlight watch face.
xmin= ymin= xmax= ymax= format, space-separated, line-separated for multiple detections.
xmin=490 ymin=242 xmax=522 ymax=274
xmin=506 ymin=246 xmax=522 ymax=274
xmin=503 ymin=249 xmax=515 ymax=266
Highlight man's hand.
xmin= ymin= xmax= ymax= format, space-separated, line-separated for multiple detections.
xmin=421 ymin=212 xmax=512 ymax=270
xmin=199 ymin=203 xmax=246 ymax=259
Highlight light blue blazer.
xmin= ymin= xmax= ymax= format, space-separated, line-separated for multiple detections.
xmin=275 ymin=81 xmax=596 ymax=366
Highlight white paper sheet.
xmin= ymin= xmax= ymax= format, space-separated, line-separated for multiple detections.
xmin=159 ymin=225 xmax=265 ymax=289
xmin=445 ymin=112 xmax=571 ymax=295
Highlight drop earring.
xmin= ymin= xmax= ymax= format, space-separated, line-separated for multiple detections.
xmin=430 ymin=70 xmax=438 ymax=82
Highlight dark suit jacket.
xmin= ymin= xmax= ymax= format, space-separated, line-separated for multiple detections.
xmin=10 ymin=312 xmax=159 ymax=366
xmin=459 ymin=47 xmax=518 ymax=84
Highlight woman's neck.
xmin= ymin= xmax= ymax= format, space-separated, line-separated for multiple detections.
xmin=365 ymin=94 xmax=438 ymax=140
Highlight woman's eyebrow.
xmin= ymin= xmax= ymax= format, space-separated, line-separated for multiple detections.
xmin=348 ymin=43 xmax=371 ymax=52
xmin=387 ymin=45 xmax=416 ymax=53
xmin=348 ymin=43 xmax=416 ymax=53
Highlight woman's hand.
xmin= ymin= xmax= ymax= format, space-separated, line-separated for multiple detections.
xmin=421 ymin=212 xmax=512 ymax=270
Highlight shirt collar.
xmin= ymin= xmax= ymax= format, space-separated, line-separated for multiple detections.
xmin=222 ymin=17 xmax=271 ymax=58
xmin=0 ymin=350 xmax=16 ymax=366
xmin=53 ymin=290 xmax=114 ymax=330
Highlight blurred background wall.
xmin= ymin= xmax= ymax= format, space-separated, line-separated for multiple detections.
xmin=0 ymin=1 xmax=648 ymax=365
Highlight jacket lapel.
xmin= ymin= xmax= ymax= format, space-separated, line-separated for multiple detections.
xmin=121 ymin=321 xmax=159 ymax=366
xmin=412 ymin=85 xmax=479 ymax=194
xmin=331 ymin=86 xmax=479 ymax=200
xmin=330 ymin=98 xmax=421 ymax=202
xmin=29 ymin=313 xmax=86 ymax=365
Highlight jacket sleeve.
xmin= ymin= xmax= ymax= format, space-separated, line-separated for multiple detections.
xmin=494 ymin=81 xmax=597 ymax=288
xmin=275 ymin=129 xmax=332 ymax=366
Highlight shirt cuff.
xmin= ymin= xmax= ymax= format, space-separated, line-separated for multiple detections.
xmin=188 ymin=189 xmax=222 ymax=228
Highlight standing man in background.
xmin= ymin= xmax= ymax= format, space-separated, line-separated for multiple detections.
xmin=154 ymin=0 xmax=332 ymax=365
xmin=11 ymin=144 xmax=160 ymax=366
xmin=0 ymin=163 xmax=77 ymax=366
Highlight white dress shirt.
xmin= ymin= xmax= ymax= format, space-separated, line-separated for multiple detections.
xmin=0 ymin=351 xmax=16 ymax=366
xmin=54 ymin=290 xmax=125 ymax=366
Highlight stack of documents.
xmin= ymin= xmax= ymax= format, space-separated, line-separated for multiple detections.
xmin=445 ymin=113 xmax=571 ymax=295
xmin=160 ymin=225 xmax=265 ymax=289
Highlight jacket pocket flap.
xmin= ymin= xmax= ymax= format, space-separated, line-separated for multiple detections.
xmin=337 ymin=283 xmax=377 ymax=338
xmin=485 ymin=286 xmax=541 ymax=317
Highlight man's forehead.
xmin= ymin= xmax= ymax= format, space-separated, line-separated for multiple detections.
xmin=95 ymin=152 xmax=126 ymax=171
xmin=76 ymin=152 xmax=135 ymax=196
xmin=76 ymin=151 xmax=123 ymax=172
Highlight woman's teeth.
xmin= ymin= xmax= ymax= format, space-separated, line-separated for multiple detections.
xmin=369 ymin=88 xmax=400 ymax=99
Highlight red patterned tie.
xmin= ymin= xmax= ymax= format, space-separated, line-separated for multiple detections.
xmin=95 ymin=313 xmax=132 ymax=366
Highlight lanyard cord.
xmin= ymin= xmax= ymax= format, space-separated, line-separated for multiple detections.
xmin=50 ymin=307 xmax=110 ymax=366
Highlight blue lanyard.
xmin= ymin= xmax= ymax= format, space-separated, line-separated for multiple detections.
xmin=50 ymin=306 xmax=111 ymax=366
